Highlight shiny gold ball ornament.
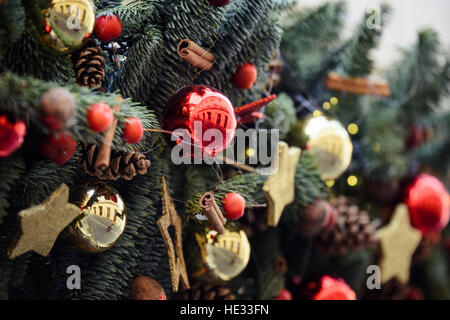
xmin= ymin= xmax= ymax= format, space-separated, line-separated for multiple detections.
xmin=65 ymin=180 xmax=126 ymax=253
xmin=190 ymin=223 xmax=251 ymax=284
xmin=41 ymin=0 xmax=95 ymax=53
xmin=302 ymin=115 xmax=353 ymax=180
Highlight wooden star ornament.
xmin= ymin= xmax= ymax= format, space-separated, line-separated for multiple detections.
xmin=376 ymin=204 xmax=422 ymax=285
xmin=8 ymin=184 xmax=81 ymax=259
xmin=263 ymin=141 xmax=301 ymax=226
xmin=157 ymin=176 xmax=190 ymax=292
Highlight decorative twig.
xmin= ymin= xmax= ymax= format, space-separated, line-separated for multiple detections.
xmin=215 ymin=155 xmax=257 ymax=172
xmin=235 ymin=94 xmax=277 ymax=116
xmin=237 ymin=111 xmax=265 ymax=126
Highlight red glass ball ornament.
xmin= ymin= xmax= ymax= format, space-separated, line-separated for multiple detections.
xmin=87 ymin=103 xmax=114 ymax=132
xmin=233 ymin=63 xmax=258 ymax=89
xmin=94 ymin=14 xmax=123 ymax=42
xmin=404 ymin=174 xmax=450 ymax=235
xmin=312 ymin=276 xmax=356 ymax=300
xmin=123 ymin=117 xmax=144 ymax=144
xmin=272 ymin=288 xmax=292 ymax=300
xmin=40 ymin=132 xmax=77 ymax=165
xmin=209 ymin=0 xmax=231 ymax=6
xmin=162 ymin=85 xmax=237 ymax=157
xmin=222 ymin=192 xmax=246 ymax=220
xmin=0 ymin=116 xmax=26 ymax=157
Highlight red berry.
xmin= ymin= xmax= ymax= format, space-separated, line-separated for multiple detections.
xmin=222 ymin=192 xmax=245 ymax=220
xmin=94 ymin=14 xmax=123 ymax=42
xmin=233 ymin=63 xmax=258 ymax=89
xmin=0 ymin=115 xmax=26 ymax=157
xmin=123 ymin=117 xmax=143 ymax=144
xmin=87 ymin=103 xmax=114 ymax=132
xmin=273 ymin=289 xmax=292 ymax=300
xmin=40 ymin=132 xmax=77 ymax=165
xmin=209 ymin=0 xmax=231 ymax=6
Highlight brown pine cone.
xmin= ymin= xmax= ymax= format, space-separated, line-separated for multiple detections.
xmin=80 ymin=144 xmax=150 ymax=181
xmin=313 ymin=196 xmax=378 ymax=256
xmin=174 ymin=279 xmax=236 ymax=300
xmin=70 ymin=38 xmax=105 ymax=88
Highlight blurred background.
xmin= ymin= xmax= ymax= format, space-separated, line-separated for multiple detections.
xmin=298 ymin=0 xmax=450 ymax=70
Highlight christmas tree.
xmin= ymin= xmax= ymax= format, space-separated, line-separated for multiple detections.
xmin=0 ymin=0 xmax=449 ymax=301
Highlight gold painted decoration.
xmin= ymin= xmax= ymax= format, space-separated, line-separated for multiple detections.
xmin=8 ymin=184 xmax=81 ymax=259
xmin=263 ymin=141 xmax=301 ymax=226
xmin=302 ymin=115 xmax=353 ymax=181
xmin=376 ymin=204 xmax=422 ymax=285
xmin=41 ymin=0 xmax=96 ymax=53
xmin=158 ymin=176 xmax=190 ymax=292
xmin=65 ymin=180 xmax=126 ymax=253
xmin=192 ymin=223 xmax=251 ymax=284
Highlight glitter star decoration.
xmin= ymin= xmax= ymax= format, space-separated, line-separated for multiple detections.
xmin=263 ymin=141 xmax=301 ymax=227
xmin=157 ymin=176 xmax=190 ymax=292
xmin=376 ymin=204 xmax=422 ymax=285
xmin=8 ymin=184 xmax=81 ymax=259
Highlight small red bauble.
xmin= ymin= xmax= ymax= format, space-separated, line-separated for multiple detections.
xmin=312 ymin=276 xmax=356 ymax=300
xmin=404 ymin=174 xmax=450 ymax=235
xmin=87 ymin=103 xmax=114 ymax=132
xmin=123 ymin=117 xmax=143 ymax=144
xmin=222 ymin=192 xmax=245 ymax=220
xmin=272 ymin=288 xmax=292 ymax=300
xmin=0 ymin=116 xmax=26 ymax=157
xmin=40 ymin=132 xmax=77 ymax=165
xmin=162 ymin=85 xmax=237 ymax=157
xmin=209 ymin=0 xmax=231 ymax=6
xmin=94 ymin=14 xmax=123 ymax=42
xmin=233 ymin=63 xmax=258 ymax=89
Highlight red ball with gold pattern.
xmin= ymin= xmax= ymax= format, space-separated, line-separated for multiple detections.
xmin=162 ymin=85 xmax=236 ymax=158
xmin=404 ymin=174 xmax=450 ymax=235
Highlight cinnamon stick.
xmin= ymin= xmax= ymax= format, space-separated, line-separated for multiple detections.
xmin=199 ymin=192 xmax=226 ymax=234
xmin=325 ymin=73 xmax=391 ymax=97
xmin=95 ymin=97 xmax=123 ymax=171
xmin=177 ymin=39 xmax=214 ymax=71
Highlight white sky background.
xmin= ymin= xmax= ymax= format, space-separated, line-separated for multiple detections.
xmin=296 ymin=0 xmax=450 ymax=72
